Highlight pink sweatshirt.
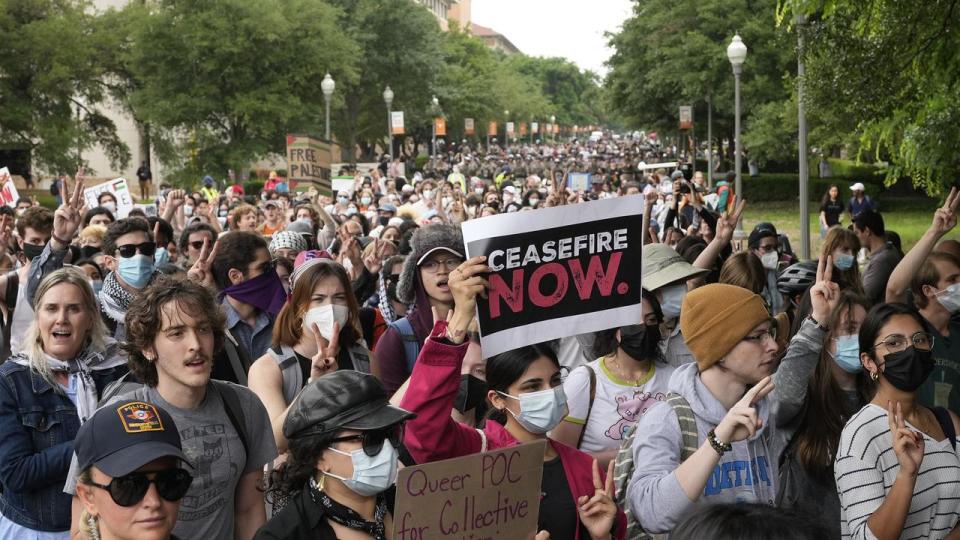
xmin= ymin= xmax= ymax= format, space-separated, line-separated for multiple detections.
xmin=400 ymin=321 xmax=626 ymax=540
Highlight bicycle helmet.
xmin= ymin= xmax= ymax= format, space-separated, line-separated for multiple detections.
xmin=777 ymin=260 xmax=817 ymax=295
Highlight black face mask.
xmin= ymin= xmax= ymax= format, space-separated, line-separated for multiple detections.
xmin=618 ymin=324 xmax=661 ymax=361
xmin=454 ymin=374 xmax=487 ymax=414
xmin=379 ymin=216 xmax=391 ymax=227
xmin=22 ymin=242 xmax=45 ymax=261
xmin=881 ymin=347 xmax=934 ymax=392
xmin=80 ymin=245 xmax=101 ymax=259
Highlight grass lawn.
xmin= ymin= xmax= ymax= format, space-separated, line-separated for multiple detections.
xmin=745 ymin=199 xmax=946 ymax=256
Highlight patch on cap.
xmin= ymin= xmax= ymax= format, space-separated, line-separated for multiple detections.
xmin=116 ymin=402 xmax=165 ymax=433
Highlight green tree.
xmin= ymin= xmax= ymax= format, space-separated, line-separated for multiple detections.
xmin=126 ymin=0 xmax=359 ymax=183
xmin=605 ymin=0 xmax=795 ymax=163
xmin=505 ymin=55 xmax=602 ymax=126
xmin=0 ymin=0 xmax=128 ymax=174
xmin=780 ymin=0 xmax=960 ymax=192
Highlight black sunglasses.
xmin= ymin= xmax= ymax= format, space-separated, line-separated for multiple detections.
xmin=116 ymin=241 xmax=157 ymax=259
xmin=88 ymin=468 xmax=193 ymax=507
xmin=329 ymin=425 xmax=404 ymax=457
xmin=188 ymin=240 xmax=206 ymax=251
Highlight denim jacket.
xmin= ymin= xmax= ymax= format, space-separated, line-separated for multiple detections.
xmin=0 ymin=361 xmax=126 ymax=531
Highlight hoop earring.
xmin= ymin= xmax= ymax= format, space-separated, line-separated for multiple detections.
xmin=88 ymin=515 xmax=101 ymax=540
xmin=870 ymin=371 xmax=879 ymax=381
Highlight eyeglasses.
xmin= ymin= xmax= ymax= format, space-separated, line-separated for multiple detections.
xmin=87 ymin=468 xmax=193 ymax=507
xmin=743 ymin=320 xmax=778 ymax=344
xmin=421 ymin=257 xmax=463 ymax=273
xmin=873 ymin=332 xmax=934 ymax=353
xmin=328 ymin=425 xmax=404 ymax=457
xmin=188 ymin=240 xmax=207 ymax=251
xmin=116 ymin=241 xmax=157 ymax=258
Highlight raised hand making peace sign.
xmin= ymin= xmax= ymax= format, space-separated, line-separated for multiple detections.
xmin=307 ymin=321 xmax=340 ymax=383
xmin=576 ymin=459 xmax=618 ymax=540
xmin=51 ymin=168 xmax=87 ymax=251
xmin=714 ymin=376 xmax=775 ymax=445
xmin=809 ymin=254 xmax=840 ymax=326
xmin=187 ymin=237 xmax=219 ymax=288
xmin=888 ymin=400 xmax=924 ymax=477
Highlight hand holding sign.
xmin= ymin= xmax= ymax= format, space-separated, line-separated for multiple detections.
xmin=577 ymin=460 xmax=618 ymax=540
xmin=715 ymin=376 xmax=774 ymax=444
xmin=447 ymin=256 xmax=490 ymax=344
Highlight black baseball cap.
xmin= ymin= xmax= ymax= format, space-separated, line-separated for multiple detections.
xmin=283 ymin=371 xmax=415 ymax=439
xmin=75 ymin=400 xmax=190 ymax=477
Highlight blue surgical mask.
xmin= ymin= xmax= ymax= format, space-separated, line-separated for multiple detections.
xmin=658 ymin=283 xmax=687 ymax=321
xmin=325 ymin=441 xmax=399 ymax=496
xmin=154 ymin=247 xmax=170 ymax=268
xmin=116 ymin=254 xmax=154 ymax=289
xmin=831 ymin=334 xmax=862 ymax=373
xmin=834 ymin=253 xmax=855 ymax=271
xmin=498 ymin=386 xmax=567 ymax=434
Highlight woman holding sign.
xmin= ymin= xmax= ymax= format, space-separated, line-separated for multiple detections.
xmin=400 ymin=257 xmax=625 ymax=540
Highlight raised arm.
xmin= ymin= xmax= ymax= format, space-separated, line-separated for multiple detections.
xmin=690 ymin=200 xmax=746 ymax=290
xmin=28 ymin=173 xmax=85 ymax=306
xmin=886 ymin=187 xmax=959 ymax=303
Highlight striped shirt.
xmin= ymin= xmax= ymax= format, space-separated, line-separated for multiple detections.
xmin=835 ymin=403 xmax=960 ymax=539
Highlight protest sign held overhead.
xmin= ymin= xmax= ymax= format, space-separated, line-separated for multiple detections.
xmin=0 ymin=168 xmax=19 ymax=208
xmin=286 ymin=134 xmax=332 ymax=194
xmin=462 ymin=196 xmax=644 ymax=358
xmin=394 ymin=440 xmax=546 ymax=540
xmin=84 ymin=178 xmax=135 ymax=218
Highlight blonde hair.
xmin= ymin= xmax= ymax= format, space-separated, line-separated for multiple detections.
xmin=25 ymin=267 xmax=110 ymax=389
xmin=76 ymin=468 xmax=100 ymax=540
xmin=79 ymin=224 xmax=107 ymax=244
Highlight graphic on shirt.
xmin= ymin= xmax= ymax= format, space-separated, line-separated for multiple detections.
xmin=179 ymin=423 xmax=238 ymax=521
xmin=116 ymin=401 xmax=164 ymax=433
xmin=604 ymin=390 xmax=665 ymax=440
xmin=703 ymin=456 xmax=771 ymax=496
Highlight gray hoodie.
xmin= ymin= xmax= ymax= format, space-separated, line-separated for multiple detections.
xmin=626 ymin=318 xmax=825 ymax=533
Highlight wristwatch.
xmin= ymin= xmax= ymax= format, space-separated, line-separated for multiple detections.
xmin=707 ymin=429 xmax=732 ymax=457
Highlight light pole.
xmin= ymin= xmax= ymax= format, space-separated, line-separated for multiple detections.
xmin=75 ymin=103 xmax=82 ymax=169
xmin=504 ymin=110 xmax=510 ymax=147
xmin=727 ymin=34 xmax=747 ymax=234
xmin=321 ymin=73 xmax=335 ymax=140
xmin=383 ymin=85 xmax=394 ymax=157
xmin=707 ymin=94 xmax=713 ymax=187
xmin=797 ymin=16 xmax=810 ymax=259
xmin=550 ymin=115 xmax=556 ymax=143
xmin=430 ymin=95 xmax=441 ymax=157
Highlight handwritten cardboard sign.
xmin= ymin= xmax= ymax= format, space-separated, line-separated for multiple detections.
xmin=84 ymin=178 xmax=135 ymax=218
xmin=462 ymin=196 xmax=645 ymax=358
xmin=394 ymin=440 xmax=546 ymax=540
xmin=286 ymin=134 xmax=332 ymax=194
xmin=0 ymin=167 xmax=19 ymax=208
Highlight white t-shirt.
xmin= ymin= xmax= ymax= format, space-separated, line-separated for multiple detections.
xmin=562 ymin=358 xmax=675 ymax=454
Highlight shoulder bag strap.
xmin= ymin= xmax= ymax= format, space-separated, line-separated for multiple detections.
xmin=576 ymin=365 xmax=598 ymax=449
xmin=666 ymin=392 xmax=699 ymax=461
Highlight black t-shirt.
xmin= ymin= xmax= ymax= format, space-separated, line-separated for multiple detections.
xmin=538 ymin=457 xmax=588 ymax=540
xmin=820 ymin=198 xmax=844 ymax=226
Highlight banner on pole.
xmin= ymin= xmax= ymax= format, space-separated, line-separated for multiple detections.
xmin=519 ymin=122 xmax=527 ymax=136
xmin=679 ymin=106 xmax=693 ymax=130
xmin=488 ymin=122 xmax=498 ymax=137
xmin=465 ymin=118 xmax=475 ymax=135
xmin=393 ymin=441 xmax=546 ymax=540
xmin=462 ymin=197 xmax=645 ymax=358
xmin=286 ymin=134 xmax=333 ymax=194
xmin=531 ymin=122 xmax=539 ymax=134
xmin=391 ymin=111 xmax=405 ymax=135
xmin=434 ymin=117 xmax=447 ymax=137
xmin=506 ymin=122 xmax=514 ymax=137
xmin=552 ymin=124 xmax=559 ymax=134
xmin=84 ymin=178 xmax=135 ymax=218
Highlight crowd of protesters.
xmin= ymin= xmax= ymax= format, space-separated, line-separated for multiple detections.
xmin=0 ymin=131 xmax=956 ymax=540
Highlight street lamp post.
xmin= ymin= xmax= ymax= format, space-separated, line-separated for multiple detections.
xmin=383 ymin=85 xmax=394 ymax=157
xmin=727 ymin=34 xmax=747 ymax=234
xmin=321 ymin=73 xmax=335 ymax=140
xmin=550 ymin=115 xmax=556 ymax=143
xmin=431 ymin=95 xmax=440 ymax=157
xmin=797 ymin=16 xmax=810 ymax=259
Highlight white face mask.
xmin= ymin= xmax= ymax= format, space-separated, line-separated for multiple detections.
xmin=183 ymin=205 xmax=194 ymax=217
xmin=658 ymin=283 xmax=687 ymax=321
xmin=102 ymin=201 xmax=117 ymax=213
xmin=935 ymin=283 xmax=960 ymax=314
xmin=325 ymin=441 xmax=399 ymax=496
xmin=423 ymin=190 xmax=434 ymax=200
xmin=760 ymin=251 xmax=779 ymax=270
xmin=442 ymin=196 xmax=452 ymax=208
xmin=498 ymin=386 xmax=567 ymax=434
xmin=303 ymin=304 xmax=350 ymax=342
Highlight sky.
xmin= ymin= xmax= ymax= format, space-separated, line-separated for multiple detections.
xmin=471 ymin=0 xmax=634 ymax=76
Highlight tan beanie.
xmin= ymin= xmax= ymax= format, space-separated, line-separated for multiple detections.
xmin=680 ymin=283 xmax=771 ymax=371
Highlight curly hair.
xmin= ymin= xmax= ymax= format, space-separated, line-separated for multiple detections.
xmin=269 ymin=432 xmax=335 ymax=499
xmin=16 ymin=206 xmax=53 ymax=237
xmin=123 ymin=276 xmax=226 ymax=387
